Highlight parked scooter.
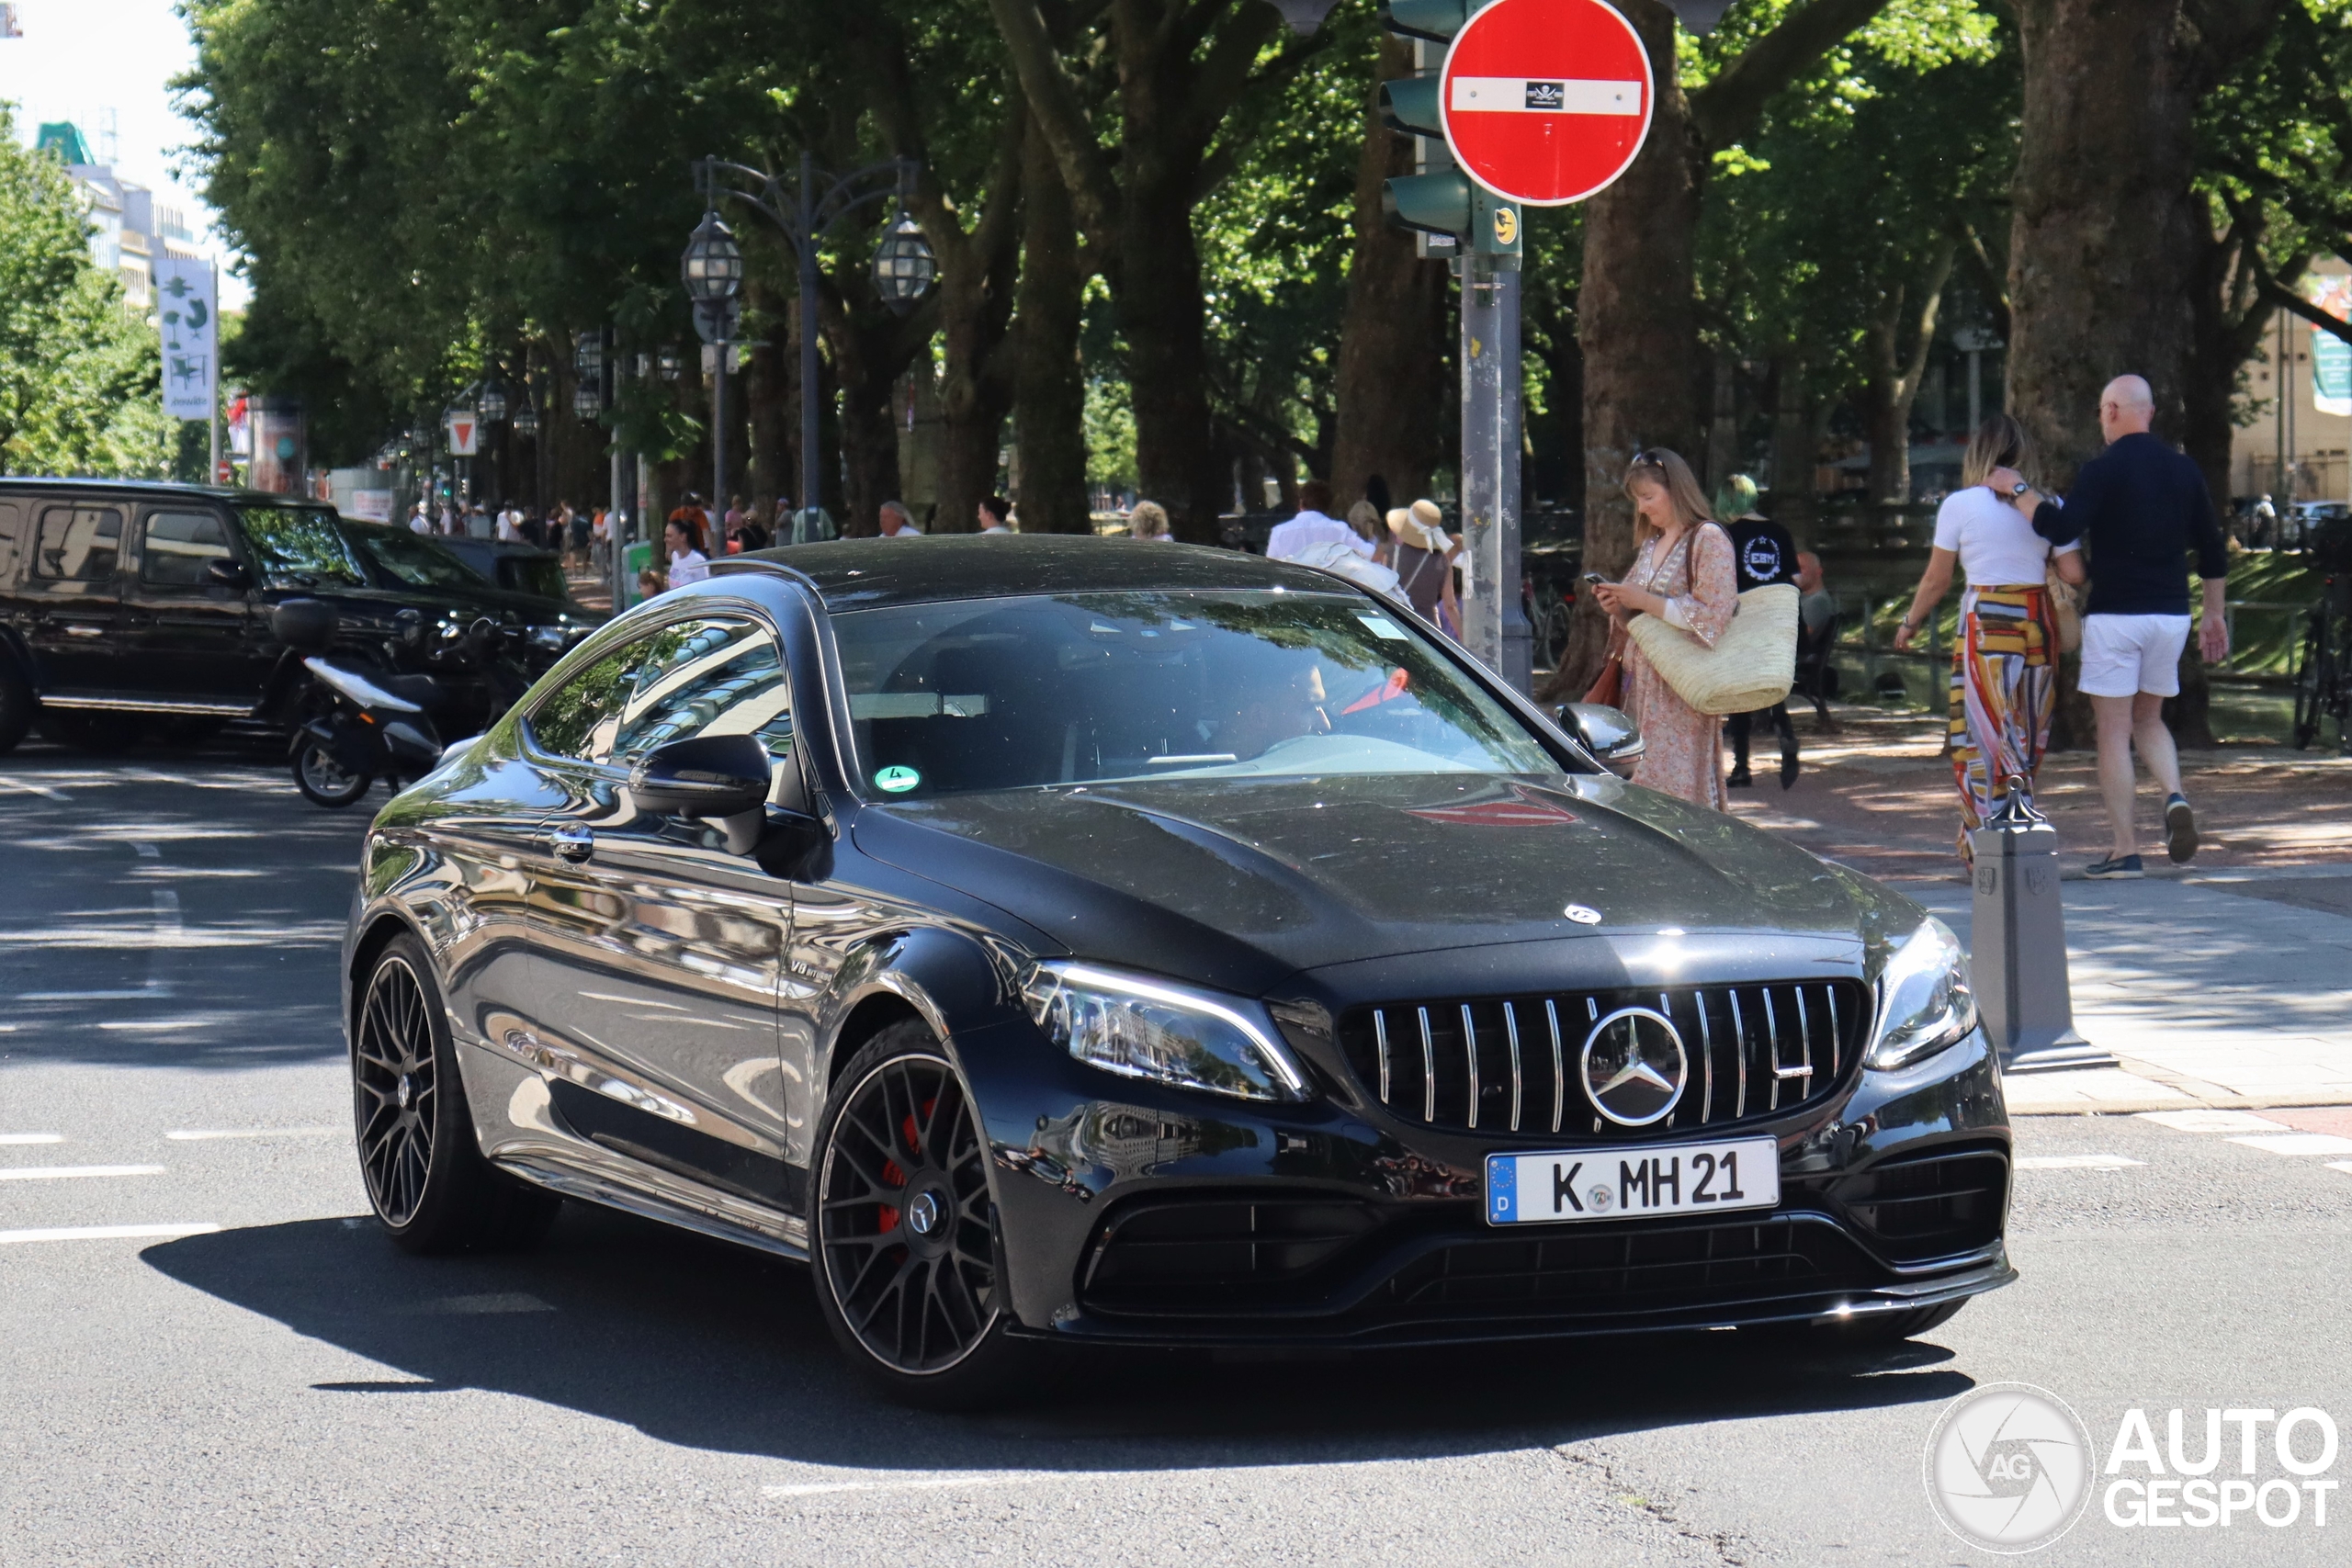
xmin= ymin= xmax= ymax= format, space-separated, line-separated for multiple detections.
xmin=272 ymin=600 xmax=453 ymax=807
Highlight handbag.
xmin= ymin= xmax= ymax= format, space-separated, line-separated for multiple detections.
xmin=1626 ymin=582 xmax=1801 ymax=716
xmin=2044 ymin=567 xmax=2083 ymax=653
xmin=1581 ymin=653 xmax=1623 ymax=708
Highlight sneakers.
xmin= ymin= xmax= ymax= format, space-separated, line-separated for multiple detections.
xmin=2086 ymin=853 xmax=2144 ymax=880
xmin=2165 ymin=793 xmax=2199 ymax=863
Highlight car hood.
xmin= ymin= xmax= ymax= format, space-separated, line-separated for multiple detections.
xmin=851 ymin=773 xmax=1919 ymax=992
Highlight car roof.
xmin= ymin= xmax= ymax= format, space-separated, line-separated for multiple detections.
xmin=0 ymin=477 xmax=318 ymax=506
xmin=729 ymin=536 xmax=1355 ymax=613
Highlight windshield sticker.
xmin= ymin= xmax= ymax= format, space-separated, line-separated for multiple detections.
xmin=1357 ymin=614 xmax=1408 ymax=640
xmin=874 ymin=765 xmax=922 ymax=794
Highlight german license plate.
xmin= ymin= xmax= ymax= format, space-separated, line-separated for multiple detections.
xmin=1485 ymin=1137 xmax=1779 ymax=1226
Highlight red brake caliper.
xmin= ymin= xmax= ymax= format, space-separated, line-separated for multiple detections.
xmin=875 ymin=1096 xmax=939 ymax=1235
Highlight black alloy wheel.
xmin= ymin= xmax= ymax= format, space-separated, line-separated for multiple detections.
xmin=810 ymin=1024 xmax=1033 ymax=1407
xmin=295 ymin=741 xmax=374 ymax=808
xmin=353 ymin=933 xmax=560 ymax=1253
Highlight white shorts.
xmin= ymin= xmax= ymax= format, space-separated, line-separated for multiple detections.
xmin=2078 ymin=613 xmax=2191 ymax=698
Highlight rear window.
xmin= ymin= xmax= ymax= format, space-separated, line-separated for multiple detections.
xmin=35 ymin=505 xmax=124 ymax=581
xmin=501 ymin=553 xmax=571 ymax=603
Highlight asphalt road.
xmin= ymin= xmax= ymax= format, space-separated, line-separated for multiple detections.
xmin=4 ymin=739 xmax=2349 ymax=1567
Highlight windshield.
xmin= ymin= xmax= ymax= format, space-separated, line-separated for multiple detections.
xmin=345 ymin=525 xmax=482 ymax=591
xmin=238 ymin=506 xmax=365 ymax=587
xmin=831 ymin=590 xmax=1565 ymax=800
xmin=501 ymin=553 xmax=571 ymax=603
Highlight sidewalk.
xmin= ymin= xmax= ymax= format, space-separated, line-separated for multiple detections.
xmin=1726 ymin=707 xmax=2352 ymax=1115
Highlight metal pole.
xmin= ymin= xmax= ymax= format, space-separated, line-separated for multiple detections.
xmin=605 ymin=325 xmax=624 ymax=614
xmin=1458 ymin=254 xmax=1529 ymax=694
xmin=207 ymin=259 xmax=220 ymax=484
xmin=798 ymin=149 xmax=820 ymax=527
xmin=713 ymin=333 xmax=729 ymax=527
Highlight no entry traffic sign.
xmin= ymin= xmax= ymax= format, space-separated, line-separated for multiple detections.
xmin=1441 ymin=0 xmax=1654 ymax=207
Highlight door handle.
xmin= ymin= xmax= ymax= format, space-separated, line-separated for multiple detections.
xmin=548 ymin=824 xmax=595 ymax=862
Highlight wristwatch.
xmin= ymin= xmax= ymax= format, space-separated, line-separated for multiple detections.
xmin=2008 ymin=480 xmax=2031 ymax=499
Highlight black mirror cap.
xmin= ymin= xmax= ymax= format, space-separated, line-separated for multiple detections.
xmin=629 ymin=733 xmax=775 ymax=819
xmin=270 ymin=598 xmax=338 ymax=652
xmin=206 ymin=558 xmax=253 ymax=590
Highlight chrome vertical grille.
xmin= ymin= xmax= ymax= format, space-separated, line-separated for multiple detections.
xmin=1336 ymin=980 xmax=1870 ymax=1140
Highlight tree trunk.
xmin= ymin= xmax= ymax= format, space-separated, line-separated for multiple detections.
xmin=823 ymin=307 xmax=914 ymax=538
xmin=2007 ymin=0 xmax=2275 ymax=748
xmin=1013 ymin=110 xmax=1092 ymax=535
xmin=1768 ymin=355 xmax=1816 ymax=540
xmin=1329 ymin=34 xmax=1450 ymax=513
xmin=1121 ymin=163 xmax=1226 ymax=543
xmin=1556 ymin=0 xmax=1698 ymax=698
xmin=744 ymin=314 xmax=791 ymax=528
xmin=1703 ymin=352 xmax=1737 ymax=496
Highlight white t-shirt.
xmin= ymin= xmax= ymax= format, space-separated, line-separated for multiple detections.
xmin=1265 ymin=511 xmax=1374 ymax=563
xmin=1932 ymin=486 xmax=2078 ymax=587
xmin=668 ymin=548 xmax=710 ymax=586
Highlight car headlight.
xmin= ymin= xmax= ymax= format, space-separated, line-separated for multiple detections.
xmin=1021 ymin=961 xmax=1310 ymax=1102
xmin=526 ymin=624 xmax=568 ymax=652
xmin=1867 ymin=918 xmax=1979 ymax=1071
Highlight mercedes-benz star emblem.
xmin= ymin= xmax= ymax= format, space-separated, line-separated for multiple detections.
xmin=1581 ymin=1007 xmax=1688 ymax=1126
xmin=905 ymin=1190 xmax=941 ymax=1236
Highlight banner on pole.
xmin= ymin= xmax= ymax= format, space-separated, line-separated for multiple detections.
xmin=155 ymin=257 xmax=218 ymax=422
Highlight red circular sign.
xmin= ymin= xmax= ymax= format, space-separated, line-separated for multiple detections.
xmin=1441 ymin=0 xmax=1655 ymax=207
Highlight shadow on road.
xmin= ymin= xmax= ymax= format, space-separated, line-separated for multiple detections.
xmin=142 ymin=1201 xmax=1973 ymax=1471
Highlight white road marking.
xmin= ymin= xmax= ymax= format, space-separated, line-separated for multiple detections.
xmin=0 ymin=1165 xmax=167 ymax=1181
xmin=0 ymin=1134 xmax=65 ymax=1145
xmin=21 ymin=990 xmax=171 ymax=1001
xmin=95 ymin=1020 xmax=209 ymax=1032
xmin=2139 ymin=1110 xmax=2292 ymax=1134
xmin=0 ymin=1223 xmax=219 ymax=1245
xmin=165 ymin=1127 xmax=342 ymax=1141
xmin=763 ymin=1475 xmax=1048 ymax=1500
xmin=0 ymin=778 xmax=71 ymax=801
xmin=2227 ymin=1133 xmax=2352 ymax=1156
xmin=2015 ymin=1154 xmax=2145 ymax=1170
xmin=2328 ymin=1161 xmax=2352 ymax=1177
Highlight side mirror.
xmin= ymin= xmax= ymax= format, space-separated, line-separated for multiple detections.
xmin=631 ymin=734 xmax=775 ymax=852
xmin=206 ymin=558 xmax=253 ymax=591
xmin=270 ymin=598 xmax=338 ymax=652
xmin=1559 ymin=702 xmax=1644 ymax=763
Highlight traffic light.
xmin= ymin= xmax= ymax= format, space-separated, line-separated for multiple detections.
xmin=1376 ymin=0 xmax=1520 ymax=262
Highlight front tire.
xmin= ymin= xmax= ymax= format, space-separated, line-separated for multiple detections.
xmin=809 ymin=1023 xmax=1036 ymax=1408
xmin=0 ymin=664 xmax=33 ymax=756
xmin=354 ymin=933 xmax=560 ymax=1253
xmin=295 ymin=740 xmax=374 ymax=807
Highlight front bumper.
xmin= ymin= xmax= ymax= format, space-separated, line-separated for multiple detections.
xmin=969 ymin=1021 xmax=2013 ymax=1348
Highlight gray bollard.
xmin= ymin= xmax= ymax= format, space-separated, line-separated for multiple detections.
xmin=1969 ymin=775 xmax=2113 ymax=1072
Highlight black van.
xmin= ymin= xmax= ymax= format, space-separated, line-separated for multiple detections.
xmin=0 ymin=479 xmax=582 ymax=755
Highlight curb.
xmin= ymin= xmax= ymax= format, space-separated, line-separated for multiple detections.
xmin=2010 ymin=1089 xmax=2352 ymax=1117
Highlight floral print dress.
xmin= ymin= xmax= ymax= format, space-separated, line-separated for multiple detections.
xmin=1618 ymin=523 xmax=1740 ymax=810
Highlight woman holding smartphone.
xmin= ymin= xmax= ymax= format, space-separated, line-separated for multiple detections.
xmin=1588 ymin=450 xmax=1740 ymax=809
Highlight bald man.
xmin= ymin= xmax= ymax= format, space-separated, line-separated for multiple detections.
xmin=1998 ymin=375 xmax=2229 ymax=878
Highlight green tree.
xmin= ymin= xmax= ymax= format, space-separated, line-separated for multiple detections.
xmin=0 ymin=105 xmax=173 ymax=477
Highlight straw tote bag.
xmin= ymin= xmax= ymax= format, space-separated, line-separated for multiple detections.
xmin=1627 ymin=581 xmax=1802 ymax=716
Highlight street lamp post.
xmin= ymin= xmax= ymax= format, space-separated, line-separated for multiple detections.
xmin=688 ymin=152 xmax=934 ymax=535
xmin=681 ymin=207 xmax=743 ymax=526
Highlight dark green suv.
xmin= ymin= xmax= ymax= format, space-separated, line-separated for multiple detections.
xmin=0 ymin=479 xmax=587 ymax=753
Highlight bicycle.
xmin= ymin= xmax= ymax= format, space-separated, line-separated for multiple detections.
xmin=2291 ymin=519 xmax=2352 ymax=752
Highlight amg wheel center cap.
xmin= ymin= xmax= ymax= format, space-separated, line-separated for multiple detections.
xmin=1581 ymin=1007 xmax=1688 ymax=1126
xmin=397 ymin=1074 xmax=413 ymax=1110
xmin=906 ymin=1190 xmax=943 ymax=1236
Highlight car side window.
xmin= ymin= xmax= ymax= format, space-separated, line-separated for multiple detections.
xmin=528 ymin=617 xmax=792 ymax=771
xmin=0 ymin=502 xmax=20 ymax=583
xmin=35 ymin=505 xmax=125 ymax=581
xmin=141 ymin=511 xmax=234 ymax=587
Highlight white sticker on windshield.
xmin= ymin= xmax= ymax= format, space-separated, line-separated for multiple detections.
xmin=1358 ymin=615 xmax=1408 ymax=641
